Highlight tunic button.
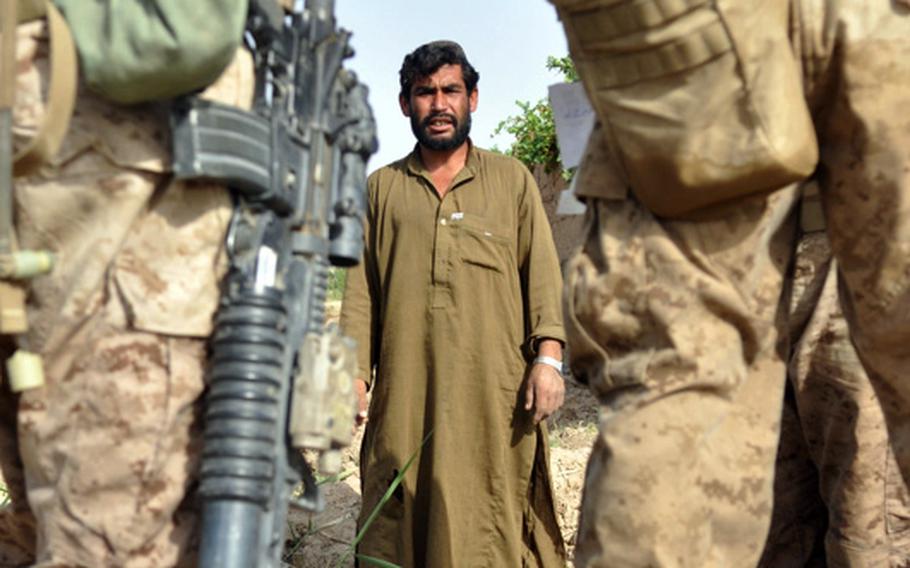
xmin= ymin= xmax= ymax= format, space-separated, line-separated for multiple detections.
xmin=439 ymin=218 xmax=447 ymax=226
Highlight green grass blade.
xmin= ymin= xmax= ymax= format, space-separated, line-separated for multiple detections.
xmin=334 ymin=428 xmax=434 ymax=568
xmin=317 ymin=468 xmax=357 ymax=486
xmin=355 ymin=554 xmax=402 ymax=568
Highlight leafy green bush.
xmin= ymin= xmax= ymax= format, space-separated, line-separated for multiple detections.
xmin=546 ymin=55 xmax=578 ymax=83
xmin=493 ymin=56 xmax=577 ymax=177
xmin=494 ymin=100 xmax=561 ymax=172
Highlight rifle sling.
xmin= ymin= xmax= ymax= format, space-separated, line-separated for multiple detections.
xmin=11 ymin=0 xmax=78 ymax=178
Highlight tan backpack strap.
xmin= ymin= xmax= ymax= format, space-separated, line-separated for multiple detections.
xmin=2 ymin=0 xmax=20 ymax=256
xmin=17 ymin=0 xmax=47 ymax=23
xmin=12 ymin=0 xmax=78 ymax=177
xmin=1 ymin=0 xmax=18 ymax=110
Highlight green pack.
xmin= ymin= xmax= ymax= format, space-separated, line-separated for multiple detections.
xmin=52 ymin=0 xmax=249 ymax=105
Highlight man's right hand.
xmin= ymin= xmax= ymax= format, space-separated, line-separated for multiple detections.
xmin=355 ymin=378 xmax=369 ymax=426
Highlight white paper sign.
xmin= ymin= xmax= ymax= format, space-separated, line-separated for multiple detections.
xmin=548 ymin=82 xmax=595 ymax=170
xmin=557 ymin=175 xmax=588 ymax=215
xmin=549 ymin=82 xmax=594 ymax=215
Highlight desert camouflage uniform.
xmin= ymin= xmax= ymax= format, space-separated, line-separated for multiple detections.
xmin=549 ymin=0 xmax=910 ymax=566
xmin=760 ymin=193 xmax=910 ymax=568
xmin=0 ymin=19 xmax=253 ymax=567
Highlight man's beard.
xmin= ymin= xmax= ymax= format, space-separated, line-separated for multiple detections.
xmin=411 ymin=111 xmax=472 ymax=151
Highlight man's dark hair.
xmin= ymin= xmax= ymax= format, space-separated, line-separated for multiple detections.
xmin=398 ymin=40 xmax=479 ymax=100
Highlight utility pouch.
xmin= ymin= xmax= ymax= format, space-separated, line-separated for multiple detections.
xmin=52 ymin=0 xmax=248 ymax=104
xmin=553 ymin=0 xmax=819 ymax=218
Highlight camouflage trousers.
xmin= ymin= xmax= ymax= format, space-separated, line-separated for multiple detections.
xmin=0 ymin=151 xmax=223 ymax=567
xmin=560 ymin=1 xmax=910 ymax=566
xmin=0 ymin=330 xmax=207 ymax=568
xmin=567 ymin=189 xmax=798 ymax=567
xmin=759 ymin=231 xmax=910 ymax=568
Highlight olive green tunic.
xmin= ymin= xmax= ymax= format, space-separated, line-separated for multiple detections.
xmin=340 ymin=144 xmax=567 ymax=567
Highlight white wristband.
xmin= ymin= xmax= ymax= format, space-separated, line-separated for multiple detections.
xmin=533 ymin=355 xmax=564 ymax=376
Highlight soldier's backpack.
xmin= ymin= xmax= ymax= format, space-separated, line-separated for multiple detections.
xmin=554 ymin=0 xmax=819 ymax=219
xmin=53 ymin=0 xmax=248 ymax=105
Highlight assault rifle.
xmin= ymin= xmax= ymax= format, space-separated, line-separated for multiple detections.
xmin=170 ymin=0 xmax=376 ymax=566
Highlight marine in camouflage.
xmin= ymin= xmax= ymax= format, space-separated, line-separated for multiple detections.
xmin=550 ymin=0 xmax=910 ymax=565
xmin=0 ymin=19 xmax=253 ymax=566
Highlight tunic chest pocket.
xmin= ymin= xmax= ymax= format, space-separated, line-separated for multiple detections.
xmin=453 ymin=216 xmax=512 ymax=274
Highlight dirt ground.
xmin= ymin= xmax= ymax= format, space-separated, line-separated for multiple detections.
xmin=284 ymin=301 xmax=599 ymax=567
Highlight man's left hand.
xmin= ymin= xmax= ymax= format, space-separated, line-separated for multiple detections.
xmin=524 ymin=363 xmax=565 ymax=424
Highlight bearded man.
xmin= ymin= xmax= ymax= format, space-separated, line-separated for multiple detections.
xmin=340 ymin=40 xmax=568 ymax=567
